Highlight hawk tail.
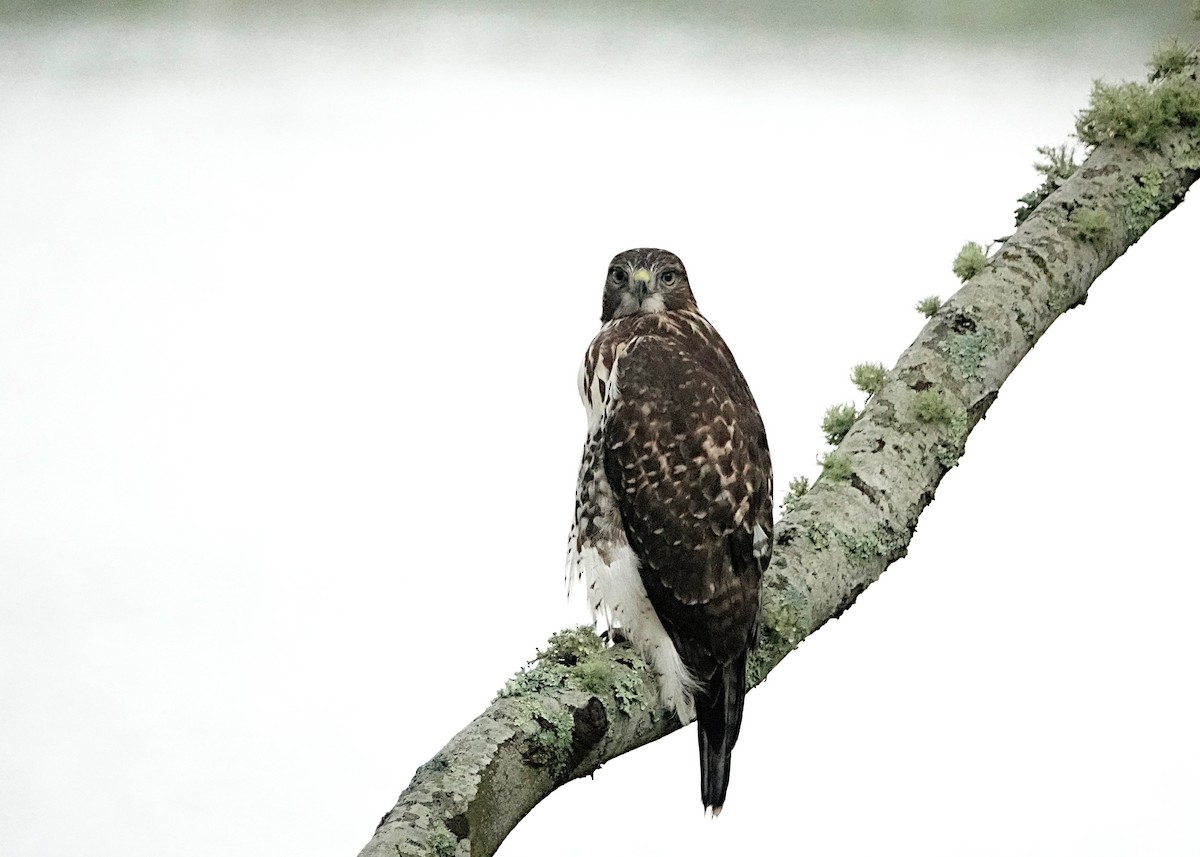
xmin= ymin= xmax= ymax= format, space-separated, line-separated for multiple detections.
xmin=697 ymin=651 xmax=747 ymax=816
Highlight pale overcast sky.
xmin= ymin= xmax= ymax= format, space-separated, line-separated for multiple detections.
xmin=1 ymin=5 xmax=1197 ymax=856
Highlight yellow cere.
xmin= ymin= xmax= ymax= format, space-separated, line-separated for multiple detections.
xmin=633 ymin=268 xmax=652 ymax=284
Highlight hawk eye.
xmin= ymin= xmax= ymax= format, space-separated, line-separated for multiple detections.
xmin=660 ymin=270 xmax=677 ymax=285
xmin=611 ymin=267 xmax=628 ymax=284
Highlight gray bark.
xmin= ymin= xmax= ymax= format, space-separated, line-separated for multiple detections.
xmin=359 ymin=97 xmax=1199 ymax=857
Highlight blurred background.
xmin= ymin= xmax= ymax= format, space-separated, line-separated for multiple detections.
xmin=1 ymin=2 xmax=1198 ymax=855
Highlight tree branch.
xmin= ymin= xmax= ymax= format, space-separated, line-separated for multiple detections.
xmin=359 ymin=67 xmax=1199 ymax=857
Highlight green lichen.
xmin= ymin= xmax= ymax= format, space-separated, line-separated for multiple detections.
xmin=912 ymin=389 xmax=968 ymax=465
xmin=747 ymin=578 xmax=808 ymax=686
xmin=915 ymin=295 xmax=943 ymax=318
xmin=932 ymin=418 xmax=969 ymax=468
xmin=577 ymin=658 xmax=613 ymax=695
xmin=1123 ymin=166 xmax=1169 ymax=238
xmin=497 ymin=625 xmax=645 ymax=716
xmin=745 ymin=649 xmax=770 ymax=689
xmin=1076 ymin=68 xmax=1200 ymax=148
xmin=538 ymin=626 xmax=605 ymax=667
xmin=933 ymin=439 xmax=963 ymax=469
xmin=913 ymin=389 xmax=955 ymax=425
xmin=952 ymin=241 xmax=987 ymax=281
xmin=427 ymin=822 xmax=459 ymax=857
xmin=821 ymin=403 xmax=858 ymax=445
xmin=818 ymin=451 xmax=852 ymax=482
xmin=498 ymin=666 xmax=562 ymax=699
xmin=838 ymin=522 xmax=905 ymax=564
xmin=805 ymin=519 xmax=831 ymax=550
xmin=577 ymin=656 xmax=646 ymax=715
xmin=780 ymin=476 xmax=809 ymax=516
xmin=497 ymin=628 xmax=596 ymax=698
xmin=527 ymin=707 xmax=576 ymax=775
xmin=1068 ymin=207 xmax=1113 ymax=243
xmin=951 ymin=407 xmax=967 ymax=438
xmin=851 ymin=362 xmax=887 ymax=396
xmin=1149 ymin=40 xmax=1199 ymax=82
xmin=839 ymin=530 xmax=881 ymax=562
xmin=945 ymin=327 xmax=992 ymax=381
xmin=609 ymin=665 xmax=645 ymax=714
xmin=1014 ymin=143 xmax=1078 ymax=225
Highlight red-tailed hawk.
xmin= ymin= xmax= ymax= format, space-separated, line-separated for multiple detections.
xmin=568 ymin=248 xmax=773 ymax=814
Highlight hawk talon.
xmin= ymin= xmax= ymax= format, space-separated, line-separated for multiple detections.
xmin=599 ymin=628 xmax=629 ymax=646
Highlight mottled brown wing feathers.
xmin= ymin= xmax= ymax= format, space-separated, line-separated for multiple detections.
xmin=601 ymin=321 xmax=772 ymax=675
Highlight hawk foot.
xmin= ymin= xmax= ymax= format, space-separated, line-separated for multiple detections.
xmin=599 ymin=627 xmax=629 ymax=646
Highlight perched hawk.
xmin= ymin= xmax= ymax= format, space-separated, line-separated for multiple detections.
xmin=568 ymin=248 xmax=773 ymax=814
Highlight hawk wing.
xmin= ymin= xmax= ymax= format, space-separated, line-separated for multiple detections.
xmin=602 ymin=327 xmax=773 ymax=679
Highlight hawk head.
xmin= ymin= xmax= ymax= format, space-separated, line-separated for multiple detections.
xmin=601 ymin=248 xmax=698 ymax=322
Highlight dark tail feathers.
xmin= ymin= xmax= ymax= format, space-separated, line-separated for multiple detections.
xmin=696 ymin=652 xmax=747 ymax=815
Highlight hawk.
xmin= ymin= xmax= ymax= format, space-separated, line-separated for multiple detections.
xmin=568 ymin=248 xmax=773 ymax=814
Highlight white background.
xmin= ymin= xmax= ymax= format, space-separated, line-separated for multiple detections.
xmin=1 ymin=6 xmax=1197 ymax=856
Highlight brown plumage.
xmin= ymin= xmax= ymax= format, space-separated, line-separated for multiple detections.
xmin=568 ymin=248 xmax=773 ymax=814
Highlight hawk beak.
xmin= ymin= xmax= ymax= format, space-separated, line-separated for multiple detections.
xmin=633 ymin=268 xmax=651 ymax=301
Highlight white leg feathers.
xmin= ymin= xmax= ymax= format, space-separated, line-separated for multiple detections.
xmin=571 ymin=543 xmax=697 ymax=724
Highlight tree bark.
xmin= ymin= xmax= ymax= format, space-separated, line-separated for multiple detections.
xmin=359 ymin=86 xmax=1199 ymax=857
